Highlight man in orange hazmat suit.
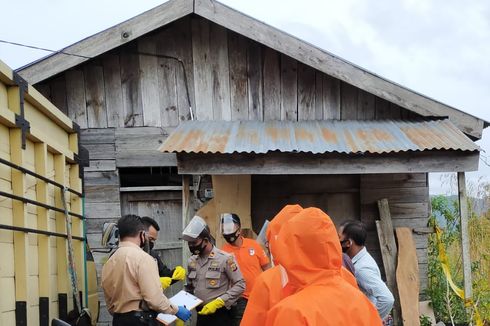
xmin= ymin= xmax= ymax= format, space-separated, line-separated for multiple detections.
xmin=264 ymin=207 xmax=382 ymax=326
xmin=241 ymin=205 xmax=360 ymax=326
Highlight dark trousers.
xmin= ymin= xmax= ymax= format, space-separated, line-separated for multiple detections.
xmin=113 ymin=311 xmax=158 ymax=326
xmin=230 ymin=297 xmax=248 ymax=326
xmin=196 ymin=307 xmax=232 ymax=326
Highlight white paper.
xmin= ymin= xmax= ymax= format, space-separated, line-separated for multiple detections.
xmin=157 ymin=291 xmax=203 ymax=325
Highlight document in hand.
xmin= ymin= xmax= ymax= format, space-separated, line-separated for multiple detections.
xmin=157 ymin=290 xmax=203 ymax=325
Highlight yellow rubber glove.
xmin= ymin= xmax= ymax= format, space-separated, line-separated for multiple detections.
xmin=172 ymin=266 xmax=186 ymax=281
xmin=175 ymin=319 xmax=185 ymax=326
xmin=198 ymin=297 xmax=225 ymax=315
xmin=160 ymin=277 xmax=172 ymax=290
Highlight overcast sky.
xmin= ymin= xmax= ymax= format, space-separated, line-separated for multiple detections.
xmin=1 ymin=0 xmax=489 ymax=195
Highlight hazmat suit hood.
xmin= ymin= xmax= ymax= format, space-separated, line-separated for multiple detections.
xmin=274 ymin=207 xmax=343 ymax=290
xmin=266 ymin=204 xmax=303 ymax=265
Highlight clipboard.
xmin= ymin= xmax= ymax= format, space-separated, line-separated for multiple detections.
xmin=157 ymin=290 xmax=203 ymax=325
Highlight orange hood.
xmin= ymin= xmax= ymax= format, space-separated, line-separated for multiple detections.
xmin=266 ymin=204 xmax=303 ymax=263
xmin=274 ymin=207 xmax=343 ymax=289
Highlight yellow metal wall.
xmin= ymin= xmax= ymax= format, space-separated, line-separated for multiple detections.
xmin=0 ymin=60 xmax=85 ymax=325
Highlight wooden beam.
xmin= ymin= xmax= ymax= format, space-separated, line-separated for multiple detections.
xmin=194 ymin=0 xmax=485 ymax=138
xmin=376 ymin=199 xmax=401 ymax=326
xmin=177 ymin=151 xmax=480 ymax=175
xmin=17 ymin=0 xmax=194 ymax=84
xmin=457 ymin=172 xmax=473 ymax=308
xmin=395 ymin=227 xmax=420 ymax=326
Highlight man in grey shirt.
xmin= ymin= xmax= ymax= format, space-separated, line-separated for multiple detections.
xmin=338 ymin=220 xmax=395 ymax=320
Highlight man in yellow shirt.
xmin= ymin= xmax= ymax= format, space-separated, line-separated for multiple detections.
xmin=220 ymin=213 xmax=271 ymax=326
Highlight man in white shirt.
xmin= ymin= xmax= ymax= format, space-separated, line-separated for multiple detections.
xmin=338 ymin=220 xmax=394 ymax=320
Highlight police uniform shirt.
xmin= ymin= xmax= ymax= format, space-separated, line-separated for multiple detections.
xmin=101 ymin=241 xmax=178 ymax=315
xmin=185 ymin=246 xmax=245 ymax=308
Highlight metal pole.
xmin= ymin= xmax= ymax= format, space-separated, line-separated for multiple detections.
xmin=457 ymin=172 xmax=472 ymax=311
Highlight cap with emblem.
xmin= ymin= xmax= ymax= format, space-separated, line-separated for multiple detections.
xmin=182 ymin=215 xmax=211 ymax=241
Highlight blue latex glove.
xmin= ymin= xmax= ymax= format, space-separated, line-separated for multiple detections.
xmin=175 ymin=306 xmax=191 ymax=321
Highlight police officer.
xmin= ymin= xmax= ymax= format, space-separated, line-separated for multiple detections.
xmin=182 ymin=215 xmax=245 ymax=326
xmin=102 ymin=215 xmax=191 ymax=326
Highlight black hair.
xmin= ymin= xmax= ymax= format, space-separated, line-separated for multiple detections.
xmin=340 ymin=220 xmax=367 ymax=246
xmin=141 ymin=216 xmax=160 ymax=231
xmin=117 ymin=214 xmax=145 ymax=239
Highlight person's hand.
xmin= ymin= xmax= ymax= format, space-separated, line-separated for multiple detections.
xmin=160 ymin=277 xmax=172 ymax=290
xmin=198 ymin=297 xmax=225 ymax=315
xmin=176 ymin=306 xmax=191 ymax=321
xmin=172 ymin=266 xmax=186 ymax=281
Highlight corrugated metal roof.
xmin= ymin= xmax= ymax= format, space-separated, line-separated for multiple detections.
xmin=160 ymin=119 xmax=480 ymax=154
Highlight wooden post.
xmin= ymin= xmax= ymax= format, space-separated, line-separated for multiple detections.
xmin=376 ymin=199 xmax=401 ymax=325
xmin=182 ymin=175 xmax=191 ymax=268
xmin=69 ymin=163 xmax=84 ymax=307
xmin=457 ymin=172 xmax=472 ymax=310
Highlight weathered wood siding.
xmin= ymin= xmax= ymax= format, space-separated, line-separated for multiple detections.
xmin=35 ymin=16 xmax=420 ymax=130
xmin=360 ymin=173 xmax=430 ymax=295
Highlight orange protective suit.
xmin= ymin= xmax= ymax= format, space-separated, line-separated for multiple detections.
xmin=265 ymin=207 xmax=382 ymax=326
xmin=241 ymin=205 xmax=303 ymax=326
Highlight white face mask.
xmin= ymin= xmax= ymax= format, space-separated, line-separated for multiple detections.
xmin=278 ymin=264 xmax=289 ymax=288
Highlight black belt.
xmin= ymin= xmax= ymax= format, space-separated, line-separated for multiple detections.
xmin=113 ymin=310 xmax=157 ymax=319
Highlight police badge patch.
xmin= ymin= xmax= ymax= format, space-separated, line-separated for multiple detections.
xmin=227 ymin=257 xmax=238 ymax=271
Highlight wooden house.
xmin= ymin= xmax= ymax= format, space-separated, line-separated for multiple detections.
xmin=17 ymin=0 xmax=487 ymax=323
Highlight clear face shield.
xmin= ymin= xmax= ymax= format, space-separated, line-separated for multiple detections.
xmin=182 ymin=215 xmax=208 ymax=242
xmin=220 ymin=213 xmax=240 ymax=244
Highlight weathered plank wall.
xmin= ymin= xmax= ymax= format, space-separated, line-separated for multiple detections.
xmin=360 ymin=173 xmax=430 ymax=295
xmin=35 ymin=16 xmax=420 ymax=130
xmin=251 ymin=175 xmax=360 ymax=232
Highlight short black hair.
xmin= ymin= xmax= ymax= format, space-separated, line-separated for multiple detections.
xmin=340 ymin=220 xmax=367 ymax=246
xmin=141 ymin=216 xmax=160 ymax=231
xmin=117 ymin=214 xmax=145 ymax=239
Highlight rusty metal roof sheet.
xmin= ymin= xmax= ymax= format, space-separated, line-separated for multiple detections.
xmin=160 ymin=119 xmax=480 ymax=154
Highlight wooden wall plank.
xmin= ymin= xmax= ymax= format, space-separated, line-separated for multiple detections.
xmin=173 ymin=17 xmax=195 ymax=123
xmin=49 ymin=76 xmax=68 ymax=115
xmin=192 ymin=17 xmax=214 ymax=120
xmin=120 ymin=43 xmax=144 ymax=127
xmin=84 ymin=64 xmax=107 ymax=128
xmin=247 ymin=41 xmax=263 ymax=121
xmin=228 ymin=31 xmax=249 ymax=120
xmin=357 ymin=90 xmax=376 ymax=120
xmin=155 ymin=25 xmax=179 ymax=127
xmin=280 ymin=55 xmax=297 ymax=121
xmin=297 ymin=63 xmax=316 ymax=120
xmin=210 ymin=24 xmax=231 ymax=121
xmin=263 ymin=48 xmax=281 ymax=121
xmin=323 ymin=75 xmax=340 ymax=119
xmin=340 ymin=81 xmax=358 ymax=120
xmin=80 ymin=128 xmax=115 ymax=145
xmin=65 ymin=70 xmax=87 ymax=128
xmin=139 ymin=37 xmax=161 ymax=127
xmin=314 ymin=72 xmax=323 ymax=120
xmin=102 ymin=54 xmax=124 ymax=128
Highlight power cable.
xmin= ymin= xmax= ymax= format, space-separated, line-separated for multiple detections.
xmin=0 ymin=39 xmax=92 ymax=59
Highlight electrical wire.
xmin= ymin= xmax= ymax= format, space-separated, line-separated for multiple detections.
xmin=0 ymin=39 xmax=91 ymax=59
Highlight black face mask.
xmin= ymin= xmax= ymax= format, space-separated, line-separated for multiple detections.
xmin=188 ymin=239 xmax=207 ymax=255
xmin=149 ymin=240 xmax=155 ymax=251
xmin=223 ymin=230 xmax=240 ymax=244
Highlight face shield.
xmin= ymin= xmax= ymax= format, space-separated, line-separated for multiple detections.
xmin=220 ymin=213 xmax=241 ymax=244
xmin=182 ymin=215 xmax=208 ymax=242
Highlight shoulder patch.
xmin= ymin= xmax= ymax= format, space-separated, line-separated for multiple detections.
xmin=227 ymin=257 xmax=238 ymax=272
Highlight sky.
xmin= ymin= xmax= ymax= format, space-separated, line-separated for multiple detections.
xmin=1 ymin=0 xmax=489 ymax=195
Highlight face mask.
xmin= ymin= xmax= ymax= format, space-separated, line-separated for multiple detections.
xmin=188 ymin=239 xmax=206 ymax=255
xmin=149 ymin=240 xmax=155 ymax=251
xmin=223 ymin=230 xmax=240 ymax=244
